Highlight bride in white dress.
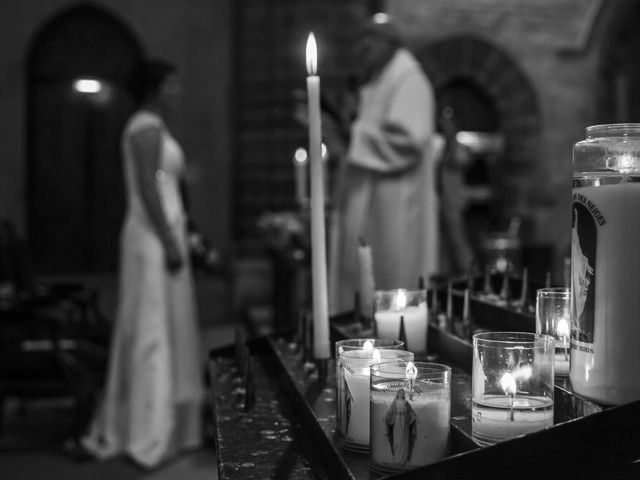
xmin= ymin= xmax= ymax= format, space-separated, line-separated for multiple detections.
xmin=82 ymin=59 xmax=203 ymax=469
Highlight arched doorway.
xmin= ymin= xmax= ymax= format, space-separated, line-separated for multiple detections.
xmin=27 ymin=4 xmax=143 ymax=274
xmin=416 ymin=34 xmax=541 ymax=245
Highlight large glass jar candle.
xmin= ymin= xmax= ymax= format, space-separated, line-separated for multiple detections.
xmin=572 ymin=124 xmax=640 ymax=405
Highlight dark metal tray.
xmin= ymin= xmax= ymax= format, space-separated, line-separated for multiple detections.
xmin=209 ymin=312 xmax=640 ymax=479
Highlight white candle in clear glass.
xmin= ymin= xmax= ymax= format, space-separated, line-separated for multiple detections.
xmin=472 ymin=395 xmax=553 ymax=445
xmin=536 ymin=287 xmax=570 ymax=377
xmin=555 ymin=317 xmax=570 ymax=376
xmin=340 ymin=348 xmax=413 ymax=452
xmin=370 ymin=361 xmax=451 ymax=474
xmin=374 ymin=289 xmax=428 ymax=354
xmin=335 ymin=339 xmax=405 ymax=437
xmin=472 ymin=332 xmax=554 ymax=446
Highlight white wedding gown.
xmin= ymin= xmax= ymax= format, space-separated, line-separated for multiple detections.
xmin=82 ymin=110 xmax=203 ymax=469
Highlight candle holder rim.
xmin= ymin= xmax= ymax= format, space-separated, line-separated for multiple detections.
xmin=341 ymin=348 xmax=413 ymax=360
xmin=374 ymin=288 xmax=427 ymax=296
xmin=370 ymin=360 xmax=451 ymax=377
xmin=535 ymin=287 xmax=570 ymax=297
xmin=473 ymin=331 xmax=554 ymax=347
xmin=335 ymin=338 xmax=404 ymax=347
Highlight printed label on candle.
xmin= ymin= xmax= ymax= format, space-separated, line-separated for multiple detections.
xmin=343 ymin=366 xmax=371 ymax=449
xmin=371 ymin=386 xmax=450 ymax=472
xmin=570 ymin=181 xmax=640 ymax=404
xmin=571 ymin=200 xmax=597 ymax=345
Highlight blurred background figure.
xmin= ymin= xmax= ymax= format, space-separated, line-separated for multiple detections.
xmin=437 ymin=106 xmax=475 ymax=277
xmin=81 ymin=58 xmax=204 ymax=469
xmin=330 ymin=13 xmax=443 ymax=314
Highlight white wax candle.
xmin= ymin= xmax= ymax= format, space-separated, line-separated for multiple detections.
xmin=357 ymin=241 xmax=375 ymax=319
xmin=306 ymin=32 xmax=329 ymax=359
xmin=340 ymin=349 xmax=413 ymax=449
xmin=370 ymin=385 xmax=450 ymax=470
xmin=293 ymin=147 xmax=308 ymax=205
xmin=374 ymin=303 xmax=428 ymax=354
xmin=555 ymin=349 xmax=570 ymax=376
xmin=472 ymin=395 xmax=553 ymax=446
xmin=571 ymin=182 xmax=640 ymax=404
xmin=342 ymin=365 xmax=371 ymax=447
xmin=555 ymin=318 xmax=570 ymax=376
xmin=374 ymin=310 xmax=400 ymax=340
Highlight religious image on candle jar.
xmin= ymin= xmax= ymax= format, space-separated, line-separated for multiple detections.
xmin=370 ymin=361 xmax=450 ymax=474
xmin=334 ymin=339 xmax=405 ymax=439
xmin=340 ymin=346 xmax=413 ymax=452
xmin=384 ymin=389 xmax=416 ymax=463
xmin=471 ymin=332 xmax=554 ymax=447
xmin=571 ymin=205 xmax=596 ymax=345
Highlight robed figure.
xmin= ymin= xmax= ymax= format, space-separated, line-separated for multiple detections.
xmin=329 ymin=17 xmax=442 ymax=314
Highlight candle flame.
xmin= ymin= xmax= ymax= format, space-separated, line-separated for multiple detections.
xmin=394 ymin=289 xmax=407 ymax=311
xmin=305 ymin=32 xmax=317 ymax=75
xmin=363 ymin=339 xmax=374 ymax=355
xmin=294 ymin=147 xmax=308 ymax=164
xmin=406 ymin=361 xmax=417 ymax=384
xmin=500 ymin=372 xmax=517 ymax=397
xmin=321 ymin=143 xmax=327 ymax=159
xmin=556 ymin=317 xmax=570 ymax=339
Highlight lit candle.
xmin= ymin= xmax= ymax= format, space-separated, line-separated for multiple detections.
xmin=555 ymin=316 xmax=570 ymax=376
xmin=473 ymin=365 xmax=552 ymax=445
xmin=374 ymin=289 xmax=428 ymax=354
xmin=293 ymin=147 xmax=308 ymax=206
xmin=305 ymin=32 xmax=329 ymax=359
xmin=370 ymin=361 xmax=451 ymax=473
xmin=341 ymin=347 xmax=413 ymax=451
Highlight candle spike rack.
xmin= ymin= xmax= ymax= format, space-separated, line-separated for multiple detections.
xmin=209 ymin=299 xmax=640 ymax=480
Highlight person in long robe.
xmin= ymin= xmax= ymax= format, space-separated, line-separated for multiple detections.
xmin=329 ymin=14 xmax=443 ymax=315
xmin=384 ymin=389 xmax=417 ymax=463
xmin=81 ymin=59 xmax=203 ymax=469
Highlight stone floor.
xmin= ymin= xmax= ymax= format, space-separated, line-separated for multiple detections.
xmin=0 ymin=271 xmax=241 ymax=480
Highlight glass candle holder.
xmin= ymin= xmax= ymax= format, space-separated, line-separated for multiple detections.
xmin=536 ymin=288 xmax=571 ymax=377
xmin=340 ymin=347 xmax=413 ymax=452
xmin=370 ymin=361 xmax=451 ymax=475
xmin=472 ymin=332 xmax=554 ymax=446
xmin=335 ymin=339 xmax=404 ymax=439
xmin=374 ymin=289 xmax=428 ymax=355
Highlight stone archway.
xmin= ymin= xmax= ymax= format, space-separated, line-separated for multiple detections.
xmin=416 ymin=34 xmax=542 ymax=232
xmin=26 ymin=4 xmax=143 ymax=273
xmin=418 ymin=34 xmax=541 ymax=170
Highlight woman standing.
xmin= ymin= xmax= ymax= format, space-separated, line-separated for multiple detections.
xmin=82 ymin=59 xmax=203 ymax=469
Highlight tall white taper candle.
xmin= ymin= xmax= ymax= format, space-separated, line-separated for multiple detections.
xmin=306 ymin=32 xmax=330 ymax=359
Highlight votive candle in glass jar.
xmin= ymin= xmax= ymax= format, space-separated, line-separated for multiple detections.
xmin=370 ymin=360 xmax=451 ymax=475
xmin=472 ymin=331 xmax=554 ymax=446
xmin=374 ymin=289 xmax=428 ymax=355
xmin=335 ymin=339 xmax=404 ymax=439
xmin=340 ymin=347 xmax=413 ymax=452
xmin=536 ymin=287 xmax=571 ymax=377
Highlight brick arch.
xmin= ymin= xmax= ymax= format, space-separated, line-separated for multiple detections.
xmin=416 ymin=34 xmax=541 ymax=166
